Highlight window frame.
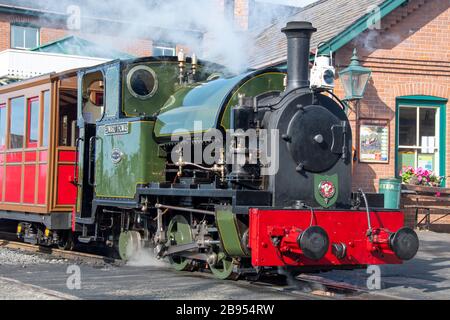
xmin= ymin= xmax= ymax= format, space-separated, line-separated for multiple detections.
xmin=10 ymin=23 xmax=40 ymax=50
xmin=26 ymin=96 xmax=40 ymax=149
xmin=152 ymin=44 xmax=176 ymax=57
xmin=0 ymin=103 xmax=6 ymax=151
xmin=41 ymin=90 xmax=50 ymax=148
xmin=395 ymin=95 xmax=447 ymax=185
xmin=9 ymin=96 xmax=26 ymax=150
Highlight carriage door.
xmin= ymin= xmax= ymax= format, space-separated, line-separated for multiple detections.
xmin=77 ymin=71 xmax=104 ymax=219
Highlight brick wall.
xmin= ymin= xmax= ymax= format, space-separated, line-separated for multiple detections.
xmin=334 ymin=0 xmax=450 ymax=193
xmin=0 ymin=14 xmax=9 ymax=50
xmin=234 ymin=0 xmax=249 ymax=31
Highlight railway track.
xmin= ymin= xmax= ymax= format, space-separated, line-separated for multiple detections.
xmin=0 ymin=231 xmax=394 ymax=300
xmin=0 ymin=232 xmax=121 ymax=266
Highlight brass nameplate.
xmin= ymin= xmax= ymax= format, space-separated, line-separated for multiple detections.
xmin=104 ymin=123 xmax=129 ymax=136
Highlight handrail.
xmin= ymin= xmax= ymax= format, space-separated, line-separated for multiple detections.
xmin=71 ymin=137 xmax=83 ymax=186
xmin=87 ymin=136 xmax=98 ymax=187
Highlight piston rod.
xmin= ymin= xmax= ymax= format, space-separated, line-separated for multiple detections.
xmin=155 ymin=204 xmax=215 ymax=215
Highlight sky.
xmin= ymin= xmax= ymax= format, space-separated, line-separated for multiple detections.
xmin=256 ymin=0 xmax=318 ymax=7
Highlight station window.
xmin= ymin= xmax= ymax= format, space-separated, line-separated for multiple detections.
xmin=27 ymin=97 xmax=39 ymax=148
xmin=10 ymin=96 xmax=25 ymax=149
xmin=11 ymin=24 xmax=40 ymax=49
xmin=153 ymin=44 xmax=176 ymax=57
xmin=42 ymin=91 xmax=50 ymax=147
xmin=396 ymin=94 xmax=448 ymax=183
xmin=0 ymin=103 xmax=6 ymax=150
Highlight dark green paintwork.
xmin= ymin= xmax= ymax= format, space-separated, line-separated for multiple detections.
xmin=167 ymin=215 xmax=194 ymax=271
xmin=154 ymin=72 xmax=253 ymax=138
xmin=95 ymin=121 xmax=165 ymax=199
xmin=122 ymin=62 xmax=180 ymax=118
xmin=220 ymin=72 xmax=285 ymax=129
xmin=154 ymin=71 xmax=285 ymax=138
xmin=314 ymin=174 xmax=339 ymax=208
xmin=215 ymin=207 xmax=247 ymax=257
xmin=104 ymin=64 xmax=121 ymax=119
xmin=209 ymin=253 xmax=236 ymax=280
xmin=122 ymin=61 xmax=224 ymax=118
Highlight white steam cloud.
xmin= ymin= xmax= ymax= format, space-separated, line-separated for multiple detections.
xmin=37 ymin=0 xmax=303 ymax=73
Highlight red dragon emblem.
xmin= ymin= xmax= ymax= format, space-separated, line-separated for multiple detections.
xmin=318 ymin=181 xmax=336 ymax=203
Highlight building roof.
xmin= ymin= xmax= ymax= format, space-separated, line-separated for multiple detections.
xmin=31 ymin=35 xmax=135 ymax=60
xmin=250 ymin=0 xmax=408 ymax=68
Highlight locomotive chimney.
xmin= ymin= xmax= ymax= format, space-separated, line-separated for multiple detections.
xmin=282 ymin=21 xmax=317 ymax=91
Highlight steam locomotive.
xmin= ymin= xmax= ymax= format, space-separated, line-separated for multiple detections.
xmin=1 ymin=21 xmax=419 ymax=280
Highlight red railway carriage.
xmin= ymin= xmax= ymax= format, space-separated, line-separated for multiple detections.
xmin=0 ymin=70 xmax=78 ymax=234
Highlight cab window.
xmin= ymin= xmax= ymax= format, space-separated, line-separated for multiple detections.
xmin=82 ymin=71 xmax=105 ymax=124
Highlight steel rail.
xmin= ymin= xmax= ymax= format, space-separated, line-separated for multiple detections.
xmin=0 ymin=238 xmax=122 ymax=266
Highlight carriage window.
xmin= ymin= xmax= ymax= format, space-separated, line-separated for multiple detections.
xmin=27 ymin=97 xmax=39 ymax=148
xmin=42 ymin=91 xmax=50 ymax=147
xmin=59 ymin=90 xmax=78 ymax=146
xmin=0 ymin=104 xmax=6 ymax=149
xmin=10 ymin=97 xmax=25 ymax=149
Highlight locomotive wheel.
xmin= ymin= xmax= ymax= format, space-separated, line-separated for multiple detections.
xmin=209 ymin=252 xmax=239 ymax=280
xmin=167 ymin=215 xmax=194 ymax=271
xmin=118 ymin=231 xmax=142 ymax=261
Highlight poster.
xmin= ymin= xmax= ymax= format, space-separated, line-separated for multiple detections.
xmin=359 ymin=120 xmax=389 ymax=163
xmin=418 ymin=154 xmax=434 ymax=171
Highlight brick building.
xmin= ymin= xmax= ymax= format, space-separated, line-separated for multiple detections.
xmin=250 ymin=0 xmax=450 ymax=194
xmin=0 ymin=0 xmax=205 ymax=58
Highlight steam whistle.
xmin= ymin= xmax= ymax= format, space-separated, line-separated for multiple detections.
xmin=188 ymin=53 xmax=198 ymax=83
xmin=178 ymin=49 xmax=186 ymax=85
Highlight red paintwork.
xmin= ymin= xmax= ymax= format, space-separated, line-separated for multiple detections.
xmin=58 ymin=150 xmax=77 ymax=162
xmin=0 ymin=153 xmax=4 ymax=163
xmin=0 ymin=166 xmax=3 ymax=201
xmin=249 ymin=208 xmax=404 ymax=267
xmin=4 ymin=166 xmax=21 ymax=203
xmin=39 ymin=151 xmax=48 ymax=162
xmin=56 ymin=164 xmax=77 ymax=205
xmin=0 ymin=104 xmax=5 ymax=151
xmin=25 ymin=151 xmax=37 ymax=162
xmin=37 ymin=165 xmax=47 ymax=204
xmin=6 ymin=152 xmax=22 ymax=163
xmin=23 ymin=165 xmax=36 ymax=203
